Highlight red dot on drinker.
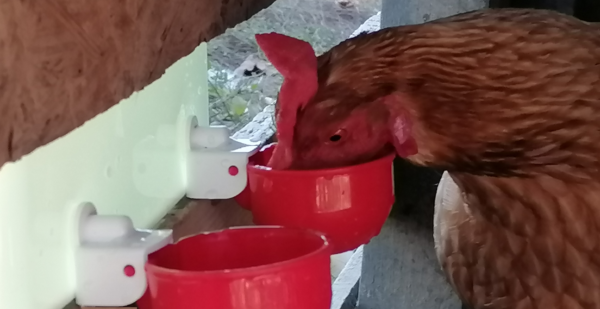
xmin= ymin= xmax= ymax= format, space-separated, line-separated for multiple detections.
xmin=228 ymin=166 xmax=239 ymax=176
xmin=124 ymin=265 xmax=135 ymax=277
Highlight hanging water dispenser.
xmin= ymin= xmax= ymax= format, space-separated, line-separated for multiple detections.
xmin=72 ymin=123 xmax=334 ymax=309
xmin=73 ymin=203 xmax=333 ymax=309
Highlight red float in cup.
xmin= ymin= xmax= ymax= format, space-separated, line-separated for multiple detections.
xmin=234 ymin=143 xmax=394 ymax=254
xmin=137 ymin=226 xmax=332 ymax=309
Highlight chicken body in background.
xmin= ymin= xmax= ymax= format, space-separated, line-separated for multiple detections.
xmin=259 ymin=8 xmax=600 ymax=309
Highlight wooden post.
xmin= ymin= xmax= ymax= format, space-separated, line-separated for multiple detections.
xmin=0 ymin=0 xmax=276 ymax=170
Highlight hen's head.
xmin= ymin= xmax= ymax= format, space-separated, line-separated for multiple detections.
xmin=256 ymin=32 xmax=418 ymax=170
xmin=294 ymin=33 xmax=427 ymax=170
xmin=290 ymin=85 xmax=417 ymax=170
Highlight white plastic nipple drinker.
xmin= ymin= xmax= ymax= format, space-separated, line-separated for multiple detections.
xmin=74 ymin=202 xmax=173 ymax=307
xmin=187 ymin=120 xmax=260 ymax=199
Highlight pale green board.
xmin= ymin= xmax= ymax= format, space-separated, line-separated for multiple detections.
xmin=0 ymin=43 xmax=209 ymax=309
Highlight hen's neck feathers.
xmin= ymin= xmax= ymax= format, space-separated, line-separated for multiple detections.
xmin=322 ymin=8 xmax=600 ymax=181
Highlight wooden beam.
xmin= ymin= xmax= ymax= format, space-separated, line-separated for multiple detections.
xmin=0 ymin=0 xmax=275 ymax=169
xmin=331 ymin=247 xmax=363 ymax=309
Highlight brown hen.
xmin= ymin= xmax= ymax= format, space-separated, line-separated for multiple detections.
xmin=268 ymin=8 xmax=600 ymax=309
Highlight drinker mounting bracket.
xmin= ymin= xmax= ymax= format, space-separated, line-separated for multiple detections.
xmin=74 ymin=202 xmax=173 ymax=307
xmin=187 ymin=119 xmax=261 ymax=199
xmin=74 ymin=122 xmax=261 ymax=306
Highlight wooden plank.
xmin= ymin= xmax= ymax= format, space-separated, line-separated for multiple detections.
xmin=331 ymin=247 xmax=363 ymax=309
xmin=340 ymin=281 xmax=359 ymax=309
xmin=0 ymin=0 xmax=276 ymax=170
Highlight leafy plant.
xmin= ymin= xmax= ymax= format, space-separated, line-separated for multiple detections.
xmin=207 ymin=64 xmax=273 ymax=132
xmin=206 ymin=0 xmax=380 ymax=133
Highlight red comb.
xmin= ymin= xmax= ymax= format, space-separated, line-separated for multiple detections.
xmin=255 ymin=33 xmax=319 ymax=169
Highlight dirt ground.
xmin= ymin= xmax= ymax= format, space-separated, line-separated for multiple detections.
xmin=208 ymin=0 xmax=381 ymax=70
xmin=206 ymin=0 xmax=381 ymax=131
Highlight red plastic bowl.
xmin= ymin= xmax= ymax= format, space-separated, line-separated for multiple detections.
xmin=234 ymin=143 xmax=395 ymax=254
xmin=137 ymin=226 xmax=332 ymax=309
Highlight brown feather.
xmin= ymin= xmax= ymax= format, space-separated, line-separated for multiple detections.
xmin=312 ymin=8 xmax=600 ymax=179
xmin=286 ymin=8 xmax=600 ymax=309
xmin=436 ymin=172 xmax=600 ymax=309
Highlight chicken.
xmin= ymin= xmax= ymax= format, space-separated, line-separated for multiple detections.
xmin=256 ymin=8 xmax=600 ymax=309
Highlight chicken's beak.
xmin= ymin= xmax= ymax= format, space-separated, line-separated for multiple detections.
xmin=266 ymin=143 xmax=293 ymax=170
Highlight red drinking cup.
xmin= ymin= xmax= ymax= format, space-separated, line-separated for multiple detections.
xmin=234 ymin=143 xmax=395 ymax=254
xmin=137 ymin=226 xmax=332 ymax=309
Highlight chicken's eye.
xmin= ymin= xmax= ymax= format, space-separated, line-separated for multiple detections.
xmin=328 ymin=129 xmax=345 ymax=143
xmin=330 ymin=134 xmax=342 ymax=142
